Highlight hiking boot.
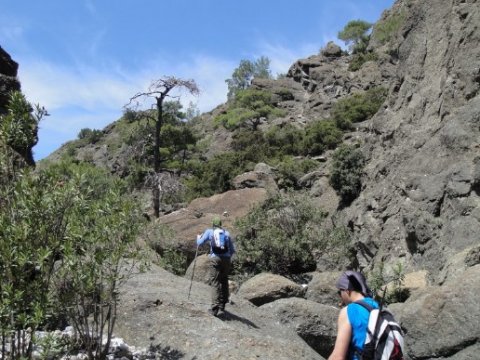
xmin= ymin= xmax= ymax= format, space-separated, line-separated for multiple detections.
xmin=217 ymin=309 xmax=226 ymax=318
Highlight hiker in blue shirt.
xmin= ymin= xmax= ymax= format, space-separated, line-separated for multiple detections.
xmin=328 ymin=271 xmax=379 ymax=360
xmin=196 ymin=216 xmax=235 ymax=317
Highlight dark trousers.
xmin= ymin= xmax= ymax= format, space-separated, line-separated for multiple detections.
xmin=208 ymin=256 xmax=231 ymax=311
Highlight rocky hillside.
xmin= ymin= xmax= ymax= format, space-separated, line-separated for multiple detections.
xmin=341 ymin=0 xmax=480 ymax=283
xmin=18 ymin=0 xmax=480 ymax=358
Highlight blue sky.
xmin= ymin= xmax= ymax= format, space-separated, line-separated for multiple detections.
xmin=1 ymin=0 xmax=394 ymax=160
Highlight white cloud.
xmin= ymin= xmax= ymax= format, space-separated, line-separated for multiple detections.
xmin=19 ymin=54 xmax=237 ymax=159
xmin=255 ymin=41 xmax=319 ymax=76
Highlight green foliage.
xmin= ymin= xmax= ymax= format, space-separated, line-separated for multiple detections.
xmin=140 ymin=222 xmax=187 ymax=275
xmin=329 ymin=144 xmax=365 ymax=204
xmin=234 ymin=192 xmax=327 ymax=276
xmin=184 ymin=152 xmax=246 ymax=200
xmin=226 ymin=56 xmax=272 ymax=99
xmin=77 ymin=128 xmax=104 ymax=143
xmin=302 ymin=120 xmax=343 ymax=156
xmin=332 ymin=87 xmax=387 ymax=130
xmin=373 ymin=12 xmax=405 ymax=45
xmin=348 ymin=51 xmax=378 ymax=71
xmin=215 ymin=89 xmax=285 ymax=131
xmin=367 ymin=262 xmax=410 ymax=304
xmin=0 ymin=91 xmax=47 ymax=164
xmin=0 ymin=159 xmax=144 ymax=359
xmin=274 ymin=156 xmax=319 ymax=189
xmin=275 ymin=88 xmax=294 ymax=101
xmin=157 ymin=247 xmax=188 ymax=276
xmin=338 ymin=20 xmax=372 ymax=53
xmin=264 ymin=124 xmax=303 ymax=156
xmin=231 ymin=128 xmax=270 ymax=163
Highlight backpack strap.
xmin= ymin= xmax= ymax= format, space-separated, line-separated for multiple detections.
xmin=355 ymin=300 xmax=374 ymax=312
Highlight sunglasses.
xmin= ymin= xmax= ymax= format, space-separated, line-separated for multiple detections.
xmin=337 ymin=289 xmax=347 ymax=296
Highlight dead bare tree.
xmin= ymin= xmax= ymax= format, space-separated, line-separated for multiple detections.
xmin=126 ymin=76 xmax=199 ymax=218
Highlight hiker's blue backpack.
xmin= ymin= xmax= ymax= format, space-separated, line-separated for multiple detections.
xmin=355 ymin=300 xmax=405 ymax=360
xmin=212 ymin=228 xmax=228 ymax=254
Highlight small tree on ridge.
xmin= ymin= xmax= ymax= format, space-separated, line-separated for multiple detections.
xmin=126 ymin=76 xmax=199 ymax=218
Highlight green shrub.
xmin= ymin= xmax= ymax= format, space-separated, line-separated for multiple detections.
xmin=332 ymin=87 xmax=387 ymax=130
xmin=264 ymin=123 xmax=303 ymax=156
xmin=329 ymin=144 xmax=365 ymax=204
xmin=184 ymin=152 xmax=246 ymax=200
xmin=234 ymin=192 xmax=327 ymax=276
xmin=215 ymin=89 xmax=285 ymax=130
xmin=367 ymin=262 xmax=410 ymax=304
xmin=348 ymin=51 xmax=378 ymax=71
xmin=275 ymin=88 xmax=294 ymax=101
xmin=274 ymin=156 xmax=319 ymax=189
xmin=77 ymin=128 xmax=103 ymax=144
xmin=0 ymin=91 xmax=46 ymax=165
xmin=338 ymin=20 xmax=372 ymax=54
xmin=231 ymin=128 xmax=268 ymax=157
xmin=157 ymin=247 xmax=188 ymax=275
xmin=302 ymin=120 xmax=343 ymax=156
xmin=0 ymin=160 xmax=144 ymax=359
xmin=374 ymin=12 xmax=405 ymax=45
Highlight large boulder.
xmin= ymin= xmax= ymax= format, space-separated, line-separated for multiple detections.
xmin=115 ymin=263 xmax=325 ymax=359
xmin=157 ymin=188 xmax=268 ymax=258
xmin=260 ymin=297 xmax=339 ymax=358
xmin=232 ymin=170 xmax=278 ymax=191
xmin=392 ymin=265 xmax=480 ymax=359
xmin=237 ymin=273 xmax=306 ymax=306
xmin=305 ymin=271 xmax=342 ymax=306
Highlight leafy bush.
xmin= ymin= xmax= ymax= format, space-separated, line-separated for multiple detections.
xmin=77 ymin=128 xmax=103 ymax=144
xmin=264 ymin=123 xmax=303 ymax=157
xmin=274 ymin=156 xmax=319 ymax=189
xmin=215 ymin=89 xmax=285 ymax=130
xmin=157 ymin=247 xmax=188 ymax=275
xmin=373 ymin=12 xmax=405 ymax=45
xmin=329 ymin=144 xmax=365 ymax=204
xmin=332 ymin=87 xmax=387 ymax=130
xmin=225 ymin=56 xmax=272 ymax=99
xmin=367 ymin=262 xmax=410 ymax=304
xmin=234 ymin=192 xmax=327 ymax=276
xmin=0 ymin=91 xmax=46 ymax=165
xmin=348 ymin=51 xmax=378 ymax=72
xmin=301 ymin=119 xmax=343 ymax=156
xmin=275 ymin=88 xmax=294 ymax=101
xmin=0 ymin=160 xmax=144 ymax=360
xmin=184 ymin=152 xmax=246 ymax=200
xmin=231 ymin=128 xmax=269 ymax=158
xmin=338 ymin=20 xmax=372 ymax=54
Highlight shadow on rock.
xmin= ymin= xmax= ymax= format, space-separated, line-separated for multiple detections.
xmin=220 ymin=310 xmax=259 ymax=329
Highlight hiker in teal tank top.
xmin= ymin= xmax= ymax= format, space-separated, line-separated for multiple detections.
xmin=328 ymin=271 xmax=379 ymax=360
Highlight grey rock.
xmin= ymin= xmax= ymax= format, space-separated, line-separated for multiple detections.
xmin=394 ymin=265 xmax=480 ymax=359
xmin=232 ymin=170 xmax=279 ymax=191
xmin=320 ymin=41 xmax=344 ymax=58
xmin=260 ymin=297 xmax=339 ymax=358
xmin=115 ymin=263 xmax=324 ymax=360
xmin=305 ymin=271 xmax=342 ymax=307
xmin=237 ymin=273 xmax=306 ymax=306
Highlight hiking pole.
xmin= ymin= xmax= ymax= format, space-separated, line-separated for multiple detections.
xmin=187 ymin=241 xmax=200 ymax=300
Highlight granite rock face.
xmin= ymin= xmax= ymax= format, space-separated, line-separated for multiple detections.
xmin=339 ymin=0 xmax=480 ymax=279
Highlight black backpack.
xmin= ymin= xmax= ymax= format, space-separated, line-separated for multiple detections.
xmin=355 ymin=300 xmax=405 ymax=360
